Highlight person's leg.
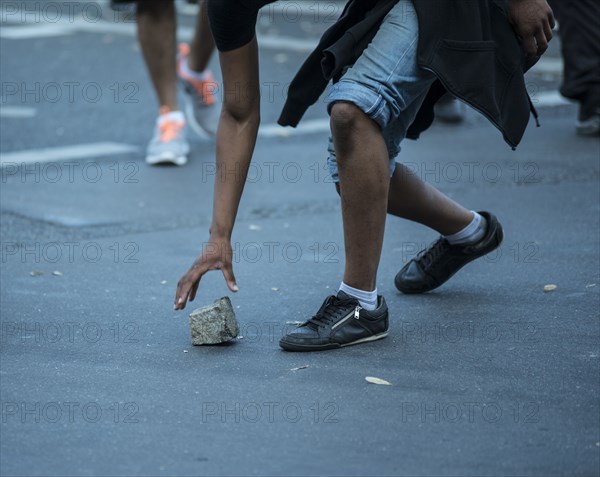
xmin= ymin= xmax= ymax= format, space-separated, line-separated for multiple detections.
xmin=549 ymin=0 xmax=600 ymax=135
xmin=188 ymin=0 xmax=215 ymax=73
xmin=387 ymin=164 xmax=473 ymax=236
xmin=137 ymin=0 xmax=178 ymax=111
xmin=137 ymin=0 xmax=189 ymax=165
xmin=330 ymin=103 xmax=390 ymax=293
xmin=177 ymin=0 xmax=221 ymax=136
xmin=280 ymin=0 xmax=429 ymax=351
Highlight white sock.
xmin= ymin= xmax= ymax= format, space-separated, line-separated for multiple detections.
xmin=444 ymin=211 xmax=487 ymax=245
xmin=158 ymin=110 xmax=185 ymax=125
xmin=181 ymin=57 xmax=211 ymax=81
xmin=339 ymin=282 xmax=378 ymax=311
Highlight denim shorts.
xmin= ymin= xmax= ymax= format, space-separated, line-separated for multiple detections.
xmin=326 ymin=0 xmax=436 ymax=182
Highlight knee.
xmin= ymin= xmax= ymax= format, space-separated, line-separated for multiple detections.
xmin=329 ymin=102 xmax=365 ymax=134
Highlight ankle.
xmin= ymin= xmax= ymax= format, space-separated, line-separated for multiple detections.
xmin=339 ymin=282 xmax=378 ymax=311
xmin=444 ymin=211 xmax=487 ymax=246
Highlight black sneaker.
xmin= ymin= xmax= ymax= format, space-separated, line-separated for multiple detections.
xmin=279 ymin=291 xmax=389 ymax=351
xmin=394 ymin=211 xmax=503 ymax=294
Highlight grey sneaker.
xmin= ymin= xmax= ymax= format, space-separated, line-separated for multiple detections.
xmin=145 ymin=110 xmax=190 ymax=166
xmin=177 ymin=43 xmax=221 ymax=137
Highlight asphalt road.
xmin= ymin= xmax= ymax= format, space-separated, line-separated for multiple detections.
xmin=1 ymin=2 xmax=599 ymax=476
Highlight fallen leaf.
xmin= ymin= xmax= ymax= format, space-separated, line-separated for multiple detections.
xmin=365 ymin=376 xmax=392 ymax=386
xmin=271 ymin=287 xmax=279 ymax=292
xmin=290 ymin=365 xmax=309 ymax=371
xmin=543 ymin=284 xmax=557 ymax=292
xmin=30 ymin=271 xmax=43 ymax=276
xmin=51 ymin=271 xmax=63 ymax=276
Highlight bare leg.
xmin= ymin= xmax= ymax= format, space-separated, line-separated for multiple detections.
xmin=188 ymin=0 xmax=215 ymax=73
xmin=136 ymin=0 xmax=178 ymax=111
xmin=331 ymin=102 xmax=390 ymax=292
xmin=387 ymin=164 xmax=474 ymax=236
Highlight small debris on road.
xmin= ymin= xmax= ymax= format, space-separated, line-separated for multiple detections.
xmin=365 ymin=376 xmax=392 ymax=386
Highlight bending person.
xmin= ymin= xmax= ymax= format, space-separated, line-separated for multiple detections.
xmin=174 ymin=0 xmax=554 ymax=353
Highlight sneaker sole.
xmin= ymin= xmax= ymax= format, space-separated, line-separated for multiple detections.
xmin=279 ymin=331 xmax=389 ymax=352
xmin=146 ymin=153 xmax=188 ymax=167
xmin=183 ymin=99 xmax=217 ymax=139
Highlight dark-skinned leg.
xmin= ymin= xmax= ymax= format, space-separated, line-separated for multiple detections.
xmin=188 ymin=0 xmax=215 ymax=73
xmin=137 ymin=0 xmax=178 ymax=111
xmin=330 ymin=102 xmax=390 ymax=292
xmin=387 ymin=163 xmax=474 ymax=236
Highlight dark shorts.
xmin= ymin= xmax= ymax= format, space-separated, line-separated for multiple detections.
xmin=207 ymin=0 xmax=276 ymax=51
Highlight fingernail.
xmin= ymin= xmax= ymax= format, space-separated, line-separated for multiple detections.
xmin=233 ymin=284 xmax=239 ymax=292
xmin=178 ymin=297 xmax=184 ymax=304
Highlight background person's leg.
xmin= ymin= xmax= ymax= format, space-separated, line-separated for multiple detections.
xmin=137 ymin=0 xmax=189 ymax=165
xmin=548 ymin=0 xmax=600 ymax=134
xmin=188 ymin=0 xmax=215 ymax=73
xmin=137 ymin=0 xmax=178 ymax=111
xmin=177 ymin=0 xmax=221 ymax=136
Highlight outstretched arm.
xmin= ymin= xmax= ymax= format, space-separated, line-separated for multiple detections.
xmin=174 ymin=38 xmax=260 ymax=310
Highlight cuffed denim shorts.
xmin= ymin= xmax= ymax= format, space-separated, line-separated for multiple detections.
xmin=326 ymin=0 xmax=436 ymax=182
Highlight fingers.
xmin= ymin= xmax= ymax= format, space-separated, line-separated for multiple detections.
xmin=174 ymin=270 xmax=203 ymax=311
xmin=522 ymin=34 xmax=538 ymax=57
xmin=174 ymin=279 xmax=192 ymax=310
xmin=547 ymin=9 xmax=556 ymax=29
xmin=534 ymin=29 xmax=548 ymax=55
xmin=542 ymin=20 xmax=553 ymax=44
xmin=221 ymin=265 xmax=239 ymax=293
xmin=189 ymin=281 xmax=200 ymax=302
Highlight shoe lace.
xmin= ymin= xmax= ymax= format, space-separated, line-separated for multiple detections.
xmin=416 ymin=238 xmax=451 ymax=270
xmin=306 ymin=296 xmax=356 ymax=330
xmin=159 ymin=119 xmax=184 ymax=143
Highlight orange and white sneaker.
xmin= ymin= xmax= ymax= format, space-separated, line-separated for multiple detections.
xmin=177 ymin=43 xmax=221 ymax=137
xmin=145 ymin=107 xmax=190 ymax=166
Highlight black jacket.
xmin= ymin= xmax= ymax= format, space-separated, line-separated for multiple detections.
xmin=278 ymin=0 xmax=538 ymax=149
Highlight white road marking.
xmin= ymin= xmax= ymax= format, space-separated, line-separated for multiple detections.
xmin=0 ymin=24 xmax=74 ymax=39
xmin=257 ymin=34 xmax=317 ymax=53
xmin=0 ymin=4 xmax=320 ymax=51
xmin=0 ymin=106 xmax=37 ymax=118
xmin=259 ymin=118 xmax=330 ymax=138
xmin=0 ymin=142 xmax=138 ymax=166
